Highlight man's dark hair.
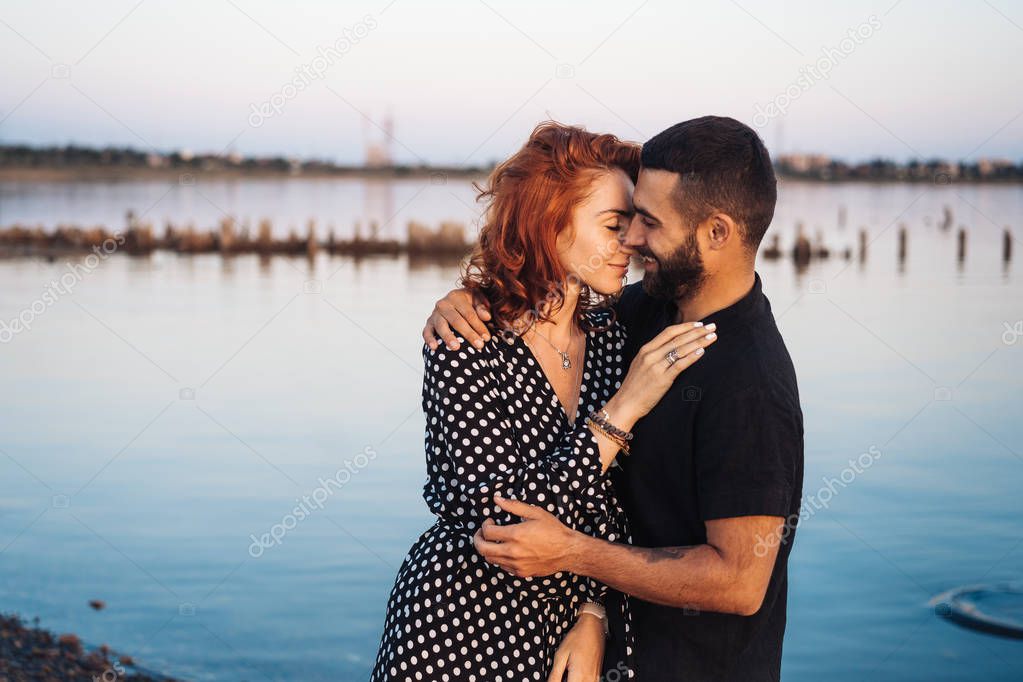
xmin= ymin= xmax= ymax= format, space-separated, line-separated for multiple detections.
xmin=641 ymin=116 xmax=777 ymax=251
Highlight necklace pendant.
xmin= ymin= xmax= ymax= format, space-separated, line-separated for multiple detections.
xmin=560 ymin=352 xmax=572 ymax=370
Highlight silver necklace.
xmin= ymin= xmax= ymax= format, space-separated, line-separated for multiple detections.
xmin=528 ymin=326 xmax=575 ymax=370
xmin=522 ymin=326 xmax=584 ymax=422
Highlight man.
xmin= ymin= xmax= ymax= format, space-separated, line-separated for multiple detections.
xmin=422 ymin=116 xmax=804 ymax=681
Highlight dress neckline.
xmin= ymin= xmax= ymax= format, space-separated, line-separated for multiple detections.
xmin=515 ymin=325 xmax=593 ymax=427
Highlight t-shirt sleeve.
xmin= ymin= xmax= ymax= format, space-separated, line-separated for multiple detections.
xmin=693 ymin=384 xmax=802 ymax=520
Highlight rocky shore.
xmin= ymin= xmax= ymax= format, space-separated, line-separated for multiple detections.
xmin=0 ymin=614 xmax=180 ymax=682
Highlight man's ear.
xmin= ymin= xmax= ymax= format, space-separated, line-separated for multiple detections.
xmin=705 ymin=213 xmax=739 ymax=250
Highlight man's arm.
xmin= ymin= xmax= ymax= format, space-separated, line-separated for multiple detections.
xmin=477 ymin=499 xmax=785 ymax=616
xmin=569 ymin=515 xmax=784 ymax=616
xmin=422 ymin=281 xmax=647 ymax=351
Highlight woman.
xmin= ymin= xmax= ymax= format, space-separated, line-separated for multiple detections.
xmin=371 ymin=122 xmax=716 ymax=682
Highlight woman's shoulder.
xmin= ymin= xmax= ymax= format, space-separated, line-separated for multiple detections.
xmin=421 ymin=333 xmax=505 ymax=377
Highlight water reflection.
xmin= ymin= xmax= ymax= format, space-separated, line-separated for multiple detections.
xmin=0 ymin=180 xmax=1020 ymax=681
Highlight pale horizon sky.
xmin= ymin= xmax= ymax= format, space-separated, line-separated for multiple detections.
xmin=1 ymin=0 xmax=1021 ymax=165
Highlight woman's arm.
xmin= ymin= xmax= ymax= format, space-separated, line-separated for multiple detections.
xmin=421 ymin=292 xmax=717 ymax=471
xmin=424 ymin=341 xmax=614 ymax=526
xmin=424 ymin=314 xmax=719 ymax=519
xmin=546 ymin=609 xmax=606 ymax=682
xmin=582 ymin=319 xmax=722 ymax=472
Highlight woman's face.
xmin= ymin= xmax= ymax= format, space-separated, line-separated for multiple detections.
xmin=556 ymin=168 xmax=636 ymax=296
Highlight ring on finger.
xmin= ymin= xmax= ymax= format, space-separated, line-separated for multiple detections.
xmin=665 ymin=347 xmax=680 ymax=366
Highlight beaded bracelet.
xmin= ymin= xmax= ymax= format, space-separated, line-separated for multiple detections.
xmin=588 ymin=408 xmax=634 ymax=442
xmin=585 ymin=417 xmax=631 ymax=455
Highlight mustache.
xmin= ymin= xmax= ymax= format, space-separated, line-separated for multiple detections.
xmin=635 ymin=248 xmax=656 ymax=259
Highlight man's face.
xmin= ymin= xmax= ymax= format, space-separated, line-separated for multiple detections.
xmin=623 ymin=168 xmax=707 ymax=302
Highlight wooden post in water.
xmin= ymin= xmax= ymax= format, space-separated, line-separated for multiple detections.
xmin=257 ymin=219 xmax=272 ymax=254
xmin=793 ymin=222 xmax=811 ymax=266
xmin=219 ymin=217 xmax=236 ymax=254
xmin=897 ymin=225 xmax=907 ymax=264
xmin=239 ymin=219 xmax=251 ymax=249
xmin=182 ymin=224 xmax=196 ymax=253
xmin=306 ymin=219 xmax=318 ymax=258
xmin=858 ymin=229 xmax=868 ymax=263
xmin=813 ymin=229 xmax=829 ymax=258
xmin=957 ymin=227 xmax=967 ymax=263
xmin=1004 ymin=229 xmax=1013 ymax=263
xmin=941 ymin=206 xmax=953 ymax=231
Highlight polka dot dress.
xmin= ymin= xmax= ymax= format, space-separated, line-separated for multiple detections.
xmin=371 ymin=309 xmax=635 ymax=681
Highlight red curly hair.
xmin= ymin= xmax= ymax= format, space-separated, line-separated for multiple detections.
xmin=461 ymin=121 xmax=640 ymax=334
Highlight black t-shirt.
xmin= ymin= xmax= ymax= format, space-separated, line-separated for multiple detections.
xmin=604 ymin=272 xmax=804 ymax=682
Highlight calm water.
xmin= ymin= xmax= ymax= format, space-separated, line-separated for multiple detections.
xmin=1 ymin=178 xmax=1021 ymax=680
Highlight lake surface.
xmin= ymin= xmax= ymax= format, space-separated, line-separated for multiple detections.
xmin=1 ymin=178 xmax=1021 ymax=680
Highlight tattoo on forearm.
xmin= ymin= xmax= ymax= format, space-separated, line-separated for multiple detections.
xmin=640 ymin=546 xmax=692 ymax=564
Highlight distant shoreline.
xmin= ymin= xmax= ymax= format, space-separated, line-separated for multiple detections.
xmin=6 ymin=165 xmax=1023 ymax=184
xmin=2 ymin=166 xmax=1022 ymax=185
xmin=3 ymin=143 xmax=1022 ymax=184
xmin=0 ymin=165 xmax=488 ymax=183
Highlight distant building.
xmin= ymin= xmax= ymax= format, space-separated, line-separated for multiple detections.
xmin=780 ymin=154 xmax=832 ymax=174
xmin=364 ymin=113 xmax=394 ymax=167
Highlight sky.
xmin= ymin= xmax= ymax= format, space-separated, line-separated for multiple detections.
xmin=1 ymin=0 xmax=1021 ymax=165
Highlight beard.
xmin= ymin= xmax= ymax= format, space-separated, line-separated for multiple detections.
xmin=640 ymin=228 xmax=707 ymax=303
